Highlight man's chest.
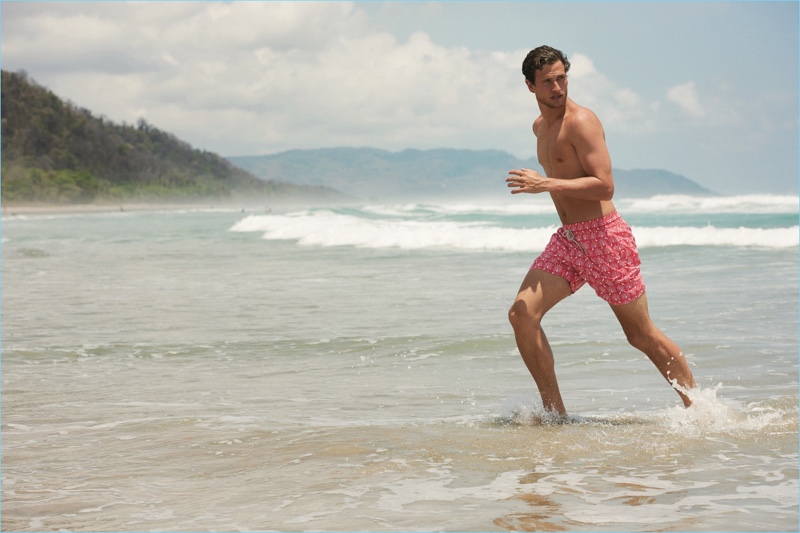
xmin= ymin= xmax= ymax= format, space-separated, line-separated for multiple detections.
xmin=537 ymin=123 xmax=578 ymax=175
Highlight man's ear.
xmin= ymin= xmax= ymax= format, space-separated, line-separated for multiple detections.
xmin=525 ymin=78 xmax=535 ymax=92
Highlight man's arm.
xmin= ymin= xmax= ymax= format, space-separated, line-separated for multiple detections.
xmin=565 ymin=109 xmax=614 ymax=200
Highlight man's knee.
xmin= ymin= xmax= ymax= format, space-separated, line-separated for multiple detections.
xmin=622 ymin=323 xmax=660 ymax=353
xmin=508 ymin=297 xmax=541 ymax=330
xmin=624 ymin=328 xmax=648 ymax=352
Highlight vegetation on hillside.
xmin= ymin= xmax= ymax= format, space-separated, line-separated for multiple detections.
xmin=1 ymin=70 xmax=340 ymax=204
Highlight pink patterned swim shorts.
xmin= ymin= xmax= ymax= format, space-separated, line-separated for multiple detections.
xmin=531 ymin=211 xmax=645 ymax=305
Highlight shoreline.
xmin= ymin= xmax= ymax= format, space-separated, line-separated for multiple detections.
xmin=2 ymin=196 xmax=357 ymax=217
xmin=1 ymin=201 xmax=261 ymax=216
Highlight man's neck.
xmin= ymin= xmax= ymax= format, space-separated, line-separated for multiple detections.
xmin=538 ymin=98 xmax=570 ymax=124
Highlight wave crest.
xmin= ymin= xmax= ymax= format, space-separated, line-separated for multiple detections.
xmin=230 ymin=208 xmax=798 ymax=251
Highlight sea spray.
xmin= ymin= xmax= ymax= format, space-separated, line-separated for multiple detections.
xmin=495 ymin=395 xmax=642 ymax=426
xmin=663 ymin=384 xmax=788 ymax=436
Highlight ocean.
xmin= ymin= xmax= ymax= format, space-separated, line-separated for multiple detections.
xmin=2 ymin=194 xmax=798 ymax=532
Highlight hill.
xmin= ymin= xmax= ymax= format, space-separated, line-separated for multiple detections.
xmin=229 ymin=147 xmax=714 ymax=201
xmin=1 ymin=70 xmax=343 ymax=205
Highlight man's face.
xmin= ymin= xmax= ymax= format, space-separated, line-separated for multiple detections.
xmin=527 ymin=61 xmax=568 ymax=109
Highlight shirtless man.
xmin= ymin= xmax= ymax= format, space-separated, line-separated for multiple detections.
xmin=506 ymin=45 xmax=696 ymax=416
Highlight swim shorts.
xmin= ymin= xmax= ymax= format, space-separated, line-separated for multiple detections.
xmin=531 ymin=211 xmax=645 ymax=305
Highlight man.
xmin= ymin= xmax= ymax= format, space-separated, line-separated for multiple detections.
xmin=506 ymin=45 xmax=696 ymax=416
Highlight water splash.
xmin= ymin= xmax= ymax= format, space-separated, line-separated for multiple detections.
xmin=494 ymin=387 xmax=792 ymax=434
xmin=494 ymin=396 xmax=629 ymax=427
xmin=491 ymin=396 xmax=553 ymax=426
xmin=663 ymin=384 xmax=788 ymax=436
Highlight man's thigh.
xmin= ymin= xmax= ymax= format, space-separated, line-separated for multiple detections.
xmin=514 ymin=268 xmax=572 ymax=317
xmin=609 ymin=292 xmax=655 ymax=335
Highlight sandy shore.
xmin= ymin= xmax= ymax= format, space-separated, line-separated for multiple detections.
xmin=1 ymin=202 xmax=247 ymax=216
xmin=2 ymin=196 xmax=351 ymax=217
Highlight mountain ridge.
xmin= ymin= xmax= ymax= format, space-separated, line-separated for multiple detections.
xmin=229 ymin=147 xmax=715 ymax=201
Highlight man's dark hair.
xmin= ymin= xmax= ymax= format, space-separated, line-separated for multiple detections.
xmin=522 ymin=45 xmax=571 ymax=84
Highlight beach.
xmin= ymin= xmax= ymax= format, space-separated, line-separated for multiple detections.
xmin=2 ymin=195 xmax=797 ymax=531
xmin=1 ymin=201 xmax=258 ymax=217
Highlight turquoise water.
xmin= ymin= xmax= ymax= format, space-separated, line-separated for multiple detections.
xmin=2 ymin=194 xmax=798 ymax=531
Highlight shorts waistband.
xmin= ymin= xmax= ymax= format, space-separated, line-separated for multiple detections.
xmin=561 ymin=210 xmax=623 ymax=233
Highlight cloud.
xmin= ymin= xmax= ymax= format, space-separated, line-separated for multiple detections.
xmin=2 ymin=2 xmax=534 ymax=156
xmin=0 ymin=2 xmax=716 ymax=158
xmin=567 ymin=53 xmax=657 ymax=134
xmin=0 ymin=0 xmax=782 ymax=179
xmin=667 ymin=81 xmax=705 ymax=118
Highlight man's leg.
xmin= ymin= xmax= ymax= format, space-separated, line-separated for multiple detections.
xmin=508 ymin=269 xmax=573 ymax=415
xmin=610 ymin=292 xmax=696 ymax=407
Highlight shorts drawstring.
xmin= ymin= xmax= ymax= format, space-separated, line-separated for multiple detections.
xmin=559 ymin=228 xmax=587 ymax=254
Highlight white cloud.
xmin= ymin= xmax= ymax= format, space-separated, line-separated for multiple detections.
xmin=667 ymin=81 xmax=705 ymax=118
xmin=0 ymin=2 xmax=728 ymax=159
xmin=567 ymin=52 xmax=657 ymax=134
xmin=2 ymin=2 xmax=535 ymax=156
xmin=0 ymin=0 xmax=789 ymax=194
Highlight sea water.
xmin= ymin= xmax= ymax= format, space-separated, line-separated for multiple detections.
xmin=2 ymin=194 xmax=798 ymax=531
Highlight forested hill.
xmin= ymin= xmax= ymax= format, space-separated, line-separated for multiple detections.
xmin=1 ymin=70 xmax=342 ymax=204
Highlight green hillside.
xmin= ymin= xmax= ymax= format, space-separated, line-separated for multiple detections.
xmin=1 ymin=70 xmax=341 ymax=204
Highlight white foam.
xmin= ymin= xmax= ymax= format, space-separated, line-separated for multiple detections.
xmin=633 ymin=225 xmax=799 ymax=248
xmin=231 ymin=211 xmax=798 ymax=251
xmin=230 ymin=211 xmax=558 ymax=251
xmin=363 ymin=195 xmax=799 ymax=217
xmin=619 ymin=194 xmax=799 ymax=214
xmin=663 ymin=384 xmax=786 ymax=435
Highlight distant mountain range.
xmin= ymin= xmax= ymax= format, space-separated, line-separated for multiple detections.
xmin=229 ymin=147 xmax=714 ymax=201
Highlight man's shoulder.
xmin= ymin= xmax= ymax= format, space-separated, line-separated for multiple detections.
xmin=564 ymin=100 xmax=604 ymax=135
xmin=565 ymin=100 xmax=601 ymax=124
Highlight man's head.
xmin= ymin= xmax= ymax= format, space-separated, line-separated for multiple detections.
xmin=522 ymin=45 xmax=571 ymax=85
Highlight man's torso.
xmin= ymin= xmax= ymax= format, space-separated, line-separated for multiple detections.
xmin=535 ymin=100 xmax=616 ymax=225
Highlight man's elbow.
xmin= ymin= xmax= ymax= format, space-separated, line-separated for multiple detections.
xmin=597 ymin=180 xmax=614 ymax=200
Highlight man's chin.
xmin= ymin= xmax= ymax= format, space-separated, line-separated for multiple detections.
xmin=539 ymin=97 xmax=566 ymax=109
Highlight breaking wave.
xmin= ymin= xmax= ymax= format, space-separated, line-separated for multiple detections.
xmin=231 ymin=197 xmax=798 ymax=251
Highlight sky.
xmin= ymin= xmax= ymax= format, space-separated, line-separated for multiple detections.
xmin=2 ymin=1 xmax=798 ymax=194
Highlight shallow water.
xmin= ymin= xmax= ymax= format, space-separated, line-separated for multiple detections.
xmin=2 ymin=198 xmax=797 ymax=531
